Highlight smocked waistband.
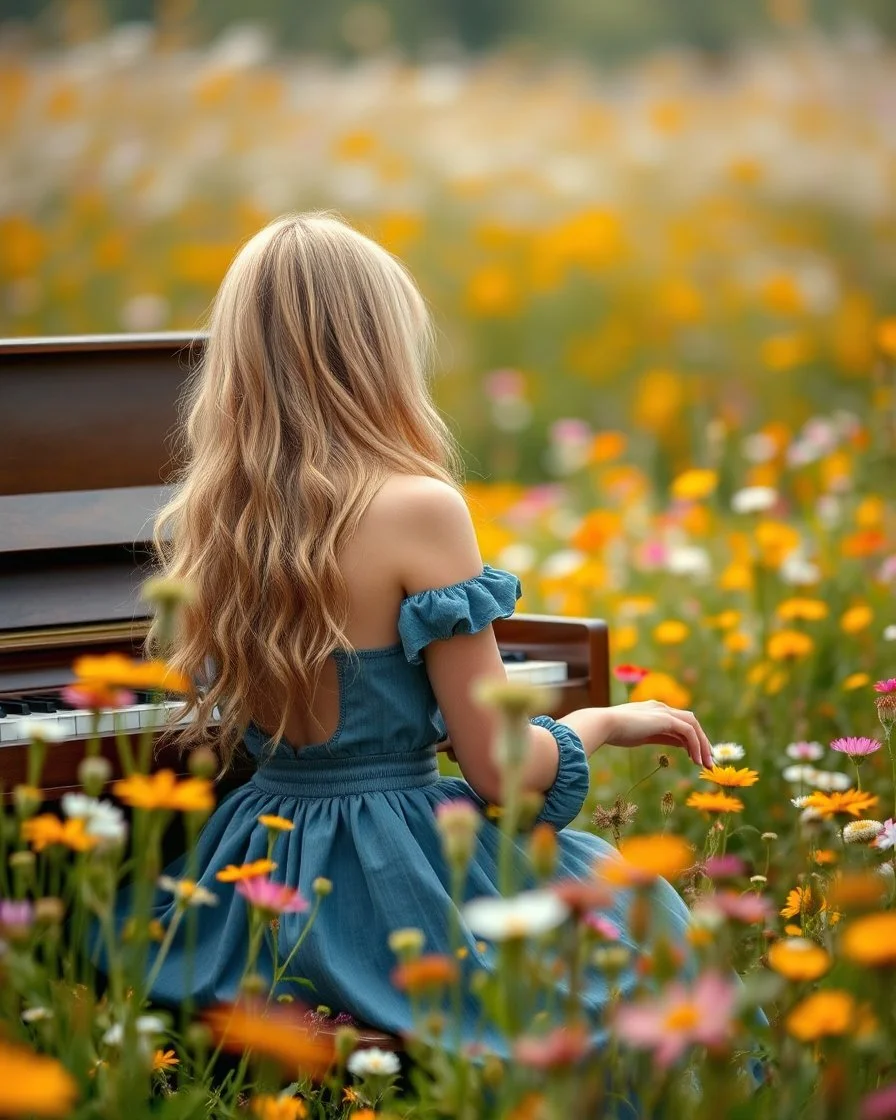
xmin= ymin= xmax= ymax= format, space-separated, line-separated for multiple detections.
xmin=249 ymin=749 xmax=440 ymax=798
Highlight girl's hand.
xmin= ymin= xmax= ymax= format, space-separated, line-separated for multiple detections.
xmin=601 ymin=700 xmax=714 ymax=768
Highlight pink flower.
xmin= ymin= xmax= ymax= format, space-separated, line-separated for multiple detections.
xmin=613 ymin=971 xmax=737 ymax=1068
xmin=710 ymin=891 xmax=773 ymax=924
xmin=861 ymin=1083 xmax=896 ymax=1120
xmin=874 ymin=819 xmax=896 ymax=851
xmin=484 ymin=369 xmax=525 ymax=402
xmin=830 ymin=736 xmax=883 ymax=757
xmin=514 ymin=1025 xmax=590 ymax=1069
xmin=703 ymin=855 xmax=746 ymax=881
xmin=235 ymin=876 xmax=309 ymax=916
xmin=584 ymin=913 xmax=621 ymax=940
xmin=874 ymin=679 xmax=896 ymax=693
xmin=613 ymin=664 xmax=650 ymax=686
xmin=61 ymin=684 xmax=136 ymax=710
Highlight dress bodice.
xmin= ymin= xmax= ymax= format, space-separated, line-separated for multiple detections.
xmin=242 ymin=566 xmax=522 ymax=769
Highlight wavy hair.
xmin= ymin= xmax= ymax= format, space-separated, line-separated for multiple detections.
xmin=150 ymin=213 xmax=461 ymax=765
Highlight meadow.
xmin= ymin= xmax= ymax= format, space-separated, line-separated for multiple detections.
xmin=2 ymin=26 xmax=896 ymax=1120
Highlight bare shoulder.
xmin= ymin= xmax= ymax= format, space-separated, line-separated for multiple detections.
xmin=365 ymin=475 xmax=482 ymax=594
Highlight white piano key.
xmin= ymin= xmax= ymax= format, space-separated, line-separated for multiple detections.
xmin=0 ymin=716 xmax=23 ymax=744
xmin=504 ymin=660 xmax=568 ymax=686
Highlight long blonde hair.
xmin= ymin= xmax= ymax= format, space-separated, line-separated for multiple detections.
xmin=150 ymin=213 xmax=461 ymax=764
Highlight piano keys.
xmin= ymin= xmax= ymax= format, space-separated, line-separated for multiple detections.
xmin=0 ymin=333 xmax=610 ymax=801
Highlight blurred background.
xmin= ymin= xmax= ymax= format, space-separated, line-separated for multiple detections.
xmin=1 ymin=0 xmax=895 ymax=485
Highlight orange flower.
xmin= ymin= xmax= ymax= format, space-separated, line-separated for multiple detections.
xmin=0 ymin=1040 xmax=79 ymax=1116
xmin=152 ymin=1049 xmax=179 ymax=1072
xmin=779 ymin=885 xmax=835 ymax=922
xmin=875 ymin=317 xmax=896 ymax=358
xmin=653 ymin=620 xmax=689 ymax=645
xmin=767 ymin=630 xmax=814 ymax=661
xmin=802 ymin=790 xmax=879 ymax=819
xmin=775 ymin=598 xmax=828 ymax=622
xmin=841 ymin=912 xmax=896 ymax=967
xmin=599 ymin=834 xmax=693 ymax=887
xmin=629 ymin=672 xmax=691 ymax=708
xmin=203 ymin=1003 xmax=335 ymax=1081
xmin=840 ymin=604 xmax=873 ymax=634
xmin=685 ymin=791 xmax=744 ymax=814
xmin=259 ymin=815 xmax=295 ymax=832
xmin=589 ymin=431 xmax=627 ymax=463
xmin=767 ymin=938 xmax=831 ymax=981
xmin=21 ymin=814 xmax=98 ymax=853
xmin=670 ymin=469 xmax=718 ymax=502
xmin=786 ymin=990 xmax=874 ymax=1042
xmin=698 ymin=766 xmax=759 ymax=788
xmin=74 ymin=653 xmax=191 ymax=694
xmin=112 ymin=770 xmax=214 ymax=813
xmin=391 ymin=954 xmax=459 ymax=993
xmin=249 ymin=1095 xmax=308 ymax=1120
xmin=216 ymin=859 xmax=278 ymax=883
xmin=826 ymin=871 xmax=888 ymax=912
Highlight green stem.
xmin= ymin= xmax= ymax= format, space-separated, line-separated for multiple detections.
xmin=144 ymin=907 xmax=185 ymax=995
xmin=270 ymin=894 xmax=323 ymax=997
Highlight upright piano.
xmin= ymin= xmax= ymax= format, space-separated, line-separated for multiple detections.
xmin=0 ymin=334 xmax=610 ymax=800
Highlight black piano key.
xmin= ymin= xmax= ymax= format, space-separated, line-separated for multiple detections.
xmin=500 ymin=651 xmax=527 ymax=663
xmin=18 ymin=696 xmax=56 ymax=713
xmin=0 ymin=699 xmax=31 ymax=715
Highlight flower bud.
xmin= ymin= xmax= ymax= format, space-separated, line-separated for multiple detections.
xmin=33 ymin=897 xmax=65 ymax=925
xmin=185 ymin=1022 xmax=212 ymax=1054
xmin=78 ymin=756 xmax=112 ymax=796
xmin=188 ymin=746 xmax=218 ymax=779
xmin=239 ymin=972 xmax=268 ymax=998
xmin=388 ymin=928 xmax=425 ymax=959
xmin=13 ymin=785 xmax=42 ymax=819
xmin=435 ymin=800 xmax=481 ymax=867
xmin=661 ymin=792 xmax=675 ymax=817
xmin=313 ymin=877 xmax=333 ymax=897
xmin=529 ymin=823 xmax=558 ymax=879
xmin=518 ymin=792 xmax=545 ymax=832
xmin=334 ymin=1025 xmax=359 ymax=1064
xmin=482 ymin=1054 xmax=504 ymax=1088
xmin=657 ymin=754 xmax=671 ymax=768
xmin=761 ymin=832 xmax=778 ymax=842
xmin=8 ymin=849 xmax=36 ymax=877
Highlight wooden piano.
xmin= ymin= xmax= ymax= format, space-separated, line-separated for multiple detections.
xmin=0 ymin=334 xmax=610 ymax=801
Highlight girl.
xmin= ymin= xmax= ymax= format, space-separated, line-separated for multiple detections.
xmin=143 ymin=212 xmax=714 ymax=1038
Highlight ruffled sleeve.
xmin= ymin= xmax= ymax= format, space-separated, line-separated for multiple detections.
xmin=530 ymin=715 xmax=590 ymax=830
xmin=398 ymin=566 xmax=521 ymax=665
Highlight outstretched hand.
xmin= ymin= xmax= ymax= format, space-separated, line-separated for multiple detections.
xmin=601 ymin=700 xmax=714 ymax=768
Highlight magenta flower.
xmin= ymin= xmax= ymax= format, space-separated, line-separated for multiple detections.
xmin=235 ymin=876 xmax=309 ymax=916
xmin=710 ymin=891 xmax=774 ymax=924
xmin=613 ymin=971 xmax=737 ymax=1068
xmin=0 ymin=899 xmax=34 ymax=938
xmin=703 ymin=855 xmax=746 ymax=881
xmin=874 ymin=679 xmax=896 ymax=693
xmin=514 ymin=1025 xmax=590 ymax=1069
xmin=830 ymin=736 xmax=883 ymax=757
xmin=584 ymin=913 xmax=621 ymax=941
xmin=860 ymin=1083 xmax=896 ymax=1120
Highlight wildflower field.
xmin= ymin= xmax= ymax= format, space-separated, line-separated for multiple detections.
xmin=2 ymin=24 xmax=896 ymax=1120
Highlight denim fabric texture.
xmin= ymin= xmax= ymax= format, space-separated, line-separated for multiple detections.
xmin=125 ymin=567 xmax=694 ymax=1043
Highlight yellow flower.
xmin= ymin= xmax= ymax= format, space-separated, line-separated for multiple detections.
xmin=786 ymin=991 xmax=873 ymax=1042
xmin=653 ymin=620 xmax=689 ymax=645
xmin=629 ymin=672 xmax=691 ymax=708
xmin=258 ymin=815 xmax=295 ymax=832
xmin=216 ymin=859 xmax=278 ymax=883
xmin=250 ymin=1095 xmax=309 ymax=1120
xmin=719 ymin=563 xmax=753 ymax=591
xmin=599 ymin=834 xmax=693 ymax=887
xmin=724 ymin=632 xmax=752 ymax=654
xmin=613 ymin=625 xmax=638 ymax=653
xmin=698 ymin=766 xmax=759 ymax=788
xmin=0 ymin=1040 xmax=78 ymax=1116
xmin=876 ymin=317 xmax=896 ymax=358
xmin=826 ymin=871 xmax=888 ymax=912
xmin=755 ymin=520 xmax=801 ymax=566
xmin=775 ymin=598 xmax=828 ymax=622
xmin=841 ymin=913 xmax=896 ymax=967
xmin=670 ymin=469 xmax=718 ymax=502
xmin=803 ymin=790 xmax=879 ymax=819
xmin=152 ymin=1049 xmax=179 ymax=1072
xmin=112 ymin=770 xmax=214 ymax=813
xmin=707 ymin=610 xmax=741 ymax=630
xmin=841 ymin=604 xmax=873 ymax=634
xmin=780 ymin=885 xmax=833 ymax=921
xmin=685 ymin=791 xmax=744 ymax=814
xmin=843 ymin=672 xmax=870 ymax=691
xmin=73 ymin=653 xmax=191 ymax=694
xmin=617 ymin=596 xmax=657 ymax=619
xmin=767 ymin=938 xmax=831 ymax=981
xmin=21 ymin=814 xmax=98 ymax=853
xmin=767 ymin=630 xmax=814 ymax=661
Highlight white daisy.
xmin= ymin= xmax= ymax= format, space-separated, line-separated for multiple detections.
xmin=785 ymin=741 xmax=824 ymax=762
xmin=346 ymin=1047 xmax=401 ymax=1078
xmin=712 ymin=743 xmax=745 ymax=762
xmin=731 ymin=486 xmax=778 ymax=514
xmin=843 ymin=820 xmax=884 ymax=845
xmin=782 ymin=765 xmax=818 ymax=785
xmin=809 ymin=770 xmax=852 ymax=793
xmin=14 ymin=719 xmax=68 ymax=744
xmin=874 ymin=819 xmax=896 ymax=851
xmin=463 ymin=890 xmax=569 ymax=941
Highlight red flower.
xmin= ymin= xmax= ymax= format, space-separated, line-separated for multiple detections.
xmin=614 ymin=664 xmax=650 ymax=686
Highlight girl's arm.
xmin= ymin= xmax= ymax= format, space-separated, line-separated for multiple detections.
xmin=394 ymin=477 xmax=712 ymax=804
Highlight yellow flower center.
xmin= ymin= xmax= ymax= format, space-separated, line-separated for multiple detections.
xmin=664 ymin=1003 xmax=700 ymax=1032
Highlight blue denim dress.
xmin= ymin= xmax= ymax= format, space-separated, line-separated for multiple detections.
xmin=139 ymin=567 xmax=694 ymax=1038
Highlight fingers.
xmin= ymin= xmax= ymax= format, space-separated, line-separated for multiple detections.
xmin=667 ymin=708 xmax=714 ymax=768
xmin=665 ymin=716 xmax=705 ymax=766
